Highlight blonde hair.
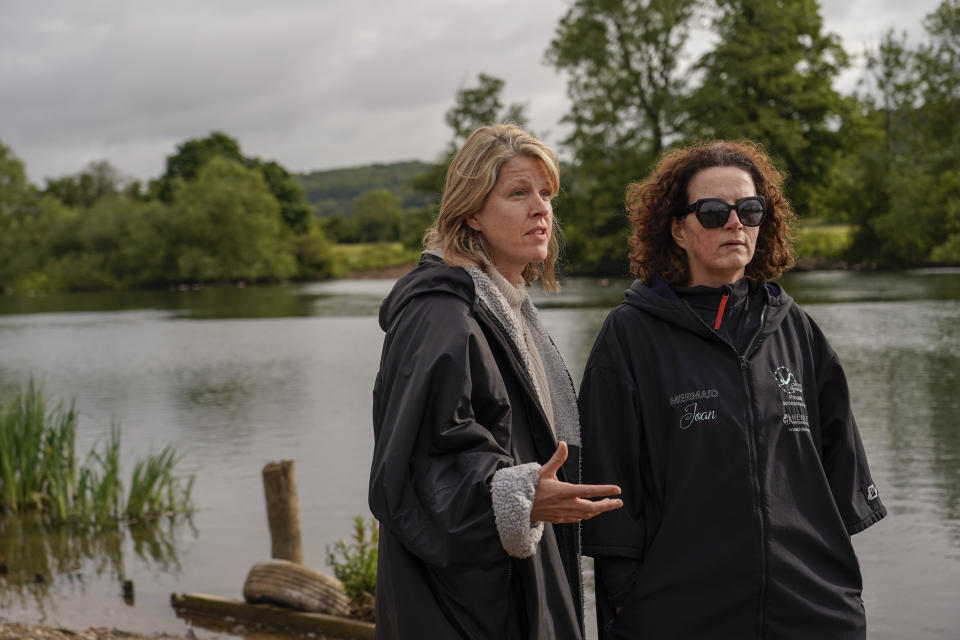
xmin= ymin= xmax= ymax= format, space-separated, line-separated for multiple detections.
xmin=424 ymin=123 xmax=561 ymax=291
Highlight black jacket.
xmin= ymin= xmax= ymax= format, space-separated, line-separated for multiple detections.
xmin=579 ymin=277 xmax=886 ymax=640
xmin=369 ymin=254 xmax=583 ymax=639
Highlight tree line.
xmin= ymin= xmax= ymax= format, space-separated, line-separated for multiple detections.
xmin=0 ymin=0 xmax=956 ymax=293
xmin=545 ymin=0 xmax=959 ymax=272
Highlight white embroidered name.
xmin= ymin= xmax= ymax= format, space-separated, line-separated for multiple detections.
xmin=680 ymin=402 xmax=717 ymax=429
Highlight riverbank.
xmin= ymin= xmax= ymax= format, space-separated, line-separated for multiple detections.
xmin=0 ymin=621 xmax=187 ymax=640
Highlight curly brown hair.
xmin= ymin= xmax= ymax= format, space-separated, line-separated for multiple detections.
xmin=627 ymin=140 xmax=795 ymax=286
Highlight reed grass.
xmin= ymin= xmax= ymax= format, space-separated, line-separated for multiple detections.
xmin=0 ymin=381 xmax=194 ymax=527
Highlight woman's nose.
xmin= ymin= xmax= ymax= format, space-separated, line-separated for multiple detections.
xmin=723 ymin=207 xmax=743 ymax=229
xmin=531 ymin=194 xmax=551 ymax=216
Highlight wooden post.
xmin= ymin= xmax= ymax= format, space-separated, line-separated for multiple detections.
xmin=262 ymin=460 xmax=303 ymax=564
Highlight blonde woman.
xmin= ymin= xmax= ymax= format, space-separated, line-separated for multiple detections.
xmin=369 ymin=124 xmax=622 ymax=639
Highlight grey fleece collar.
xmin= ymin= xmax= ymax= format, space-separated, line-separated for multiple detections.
xmin=465 ymin=265 xmax=581 ymax=448
xmin=422 ymin=248 xmax=581 ymax=447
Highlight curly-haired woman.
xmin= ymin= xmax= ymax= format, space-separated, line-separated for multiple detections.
xmin=578 ymin=140 xmax=886 ymax=639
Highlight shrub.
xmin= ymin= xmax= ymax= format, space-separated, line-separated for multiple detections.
xmin=326 ymin=515 xmax=378 ymax=621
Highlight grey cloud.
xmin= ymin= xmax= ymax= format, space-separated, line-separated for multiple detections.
xmin=0 ymin=0 xmax=946 ymax=183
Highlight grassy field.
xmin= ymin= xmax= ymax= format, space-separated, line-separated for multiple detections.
xmin=330 ymin=242 xmax=421 ymax=277
xmin=793 ymin=221 xmax=854 ymax=260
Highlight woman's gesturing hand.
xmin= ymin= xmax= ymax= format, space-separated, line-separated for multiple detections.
xmin=530 ymin=441 xmax=623 ymax=524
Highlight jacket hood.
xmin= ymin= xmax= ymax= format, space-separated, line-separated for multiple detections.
xmin=378 ymin=252 xmax=475 ymax=331
xmin=622 ymin=275 xmax=794 ymax=339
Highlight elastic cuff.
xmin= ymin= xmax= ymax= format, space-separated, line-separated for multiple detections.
xmin=491 ymin=463 xmax=544 ymax=558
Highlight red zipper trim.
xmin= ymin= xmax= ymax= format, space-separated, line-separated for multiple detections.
xmin=714 ymin=294 xmax=729 ymax=330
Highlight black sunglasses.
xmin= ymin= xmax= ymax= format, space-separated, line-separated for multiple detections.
xmin=681 ymin=196 xmax=766 ymax=228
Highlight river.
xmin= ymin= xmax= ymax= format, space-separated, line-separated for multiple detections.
xmin=0 ymin=269 xmax=957 ymax=638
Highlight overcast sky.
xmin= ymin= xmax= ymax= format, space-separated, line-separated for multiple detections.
xmin=0 ymin=0 xmax=945 ymax=185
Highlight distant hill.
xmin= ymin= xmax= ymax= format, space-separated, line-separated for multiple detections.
xmin=296 ymin=160 xmax=438 ymax=217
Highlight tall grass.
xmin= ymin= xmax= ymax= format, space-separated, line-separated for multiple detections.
xmin=0 ymin=381 xmax=194 ymax=527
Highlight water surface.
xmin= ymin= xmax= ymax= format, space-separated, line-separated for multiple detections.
xmin=0 ymin=269 xmax=957 ymax=638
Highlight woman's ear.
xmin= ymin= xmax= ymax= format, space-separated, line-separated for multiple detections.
xmin=671 ymin=217 xmax=686 ymax=249
xmin=465 ymin=213 xmax=482 ymax=232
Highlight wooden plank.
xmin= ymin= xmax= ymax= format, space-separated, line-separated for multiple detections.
xmin=170 ymin=592 xmax=375 ymax=639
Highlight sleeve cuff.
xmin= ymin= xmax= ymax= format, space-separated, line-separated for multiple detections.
xmin=491 ymin=462 xmax=544 ymax=558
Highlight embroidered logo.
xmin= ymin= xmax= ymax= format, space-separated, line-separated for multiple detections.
xmin=773 ymin=364 xmax=810 ymax=432
xmin=866 ymin=484 xmax=879 ymax=501
xmin=773 ymin=365 xmax=795 ymax=390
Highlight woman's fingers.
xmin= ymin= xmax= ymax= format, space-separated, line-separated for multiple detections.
xmin=531 ymin=477 xmax=624 ymax=523
xmin=578 ymin=496 xmax=624 ymax=517
xmin=567 ymin=483 xmax=621 ymax=498
xmin=539 ymin=441 xmax=568 ymax=479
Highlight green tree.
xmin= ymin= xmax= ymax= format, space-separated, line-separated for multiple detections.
xmin=43 ymin=160 xmax=124 ymax=208
xmin=158 ymin=132 xmax=314 ymax=235
xmin=414 ymin=73 xmax=529 ymax=201
xmin=838 ymin=30 xmax=921 ymax=262
xmin=444 ymin=73 xmax=528 ymax=146
xmin=686 ymin=0 xmax=849 ymax=216
xmin=353 ymin=189 xmax=403 ymax=243
xmin=0 ymin=141 xmax=35 ymax=222
xmin=548 ymin=0 xmax=698 ymax=164
xmin=159 ymin=131 xmax=244 ymax=201
xmin=257 ymin=159 xmax=313 ymax=234
xmin=840 ymin=1 xmax=959 ymax=265
xmin=158 ymin=157 xmax=298 ymax=283
xmin=546 ymin=0 xmax=700 ymax=274
xmin=917 ymin=0 xmax=960 ymax=262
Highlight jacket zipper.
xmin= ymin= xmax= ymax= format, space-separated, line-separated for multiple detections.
xmin=683 ymin=301 xmax=769 ymax=638
xmin=741 ymin=306 xmax=768 ymax=640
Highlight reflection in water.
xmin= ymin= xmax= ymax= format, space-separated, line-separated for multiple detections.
xmin=0 ymin=514 xmax=193 ymax=615
xmin=806 ymin=301 xmax=960 ymax=550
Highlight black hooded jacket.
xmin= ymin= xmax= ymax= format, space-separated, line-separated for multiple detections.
xmin=579 ymin=277 xmax=886 ymax=640
xmin=369 ymin=253 xmax=583 ymax=639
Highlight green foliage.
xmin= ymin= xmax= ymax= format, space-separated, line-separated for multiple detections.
xmin=326 ymin=515 xmax=378 ymax=622
xmin=444 ymin=73 xmax=528 ymax=145
xmin=413 ymin=73 xmax=530 ymax=203
xmin=43 ymin=161 xmax=124 ymax=208
xmin=0 ymin=141 xmax=35 ymax=222
xmin=0 ymin=381 xmax=193 ymax=527
xmin=297 ymin=161 xmax=434 ymax=217
xmin=793 ymin=223 xmax=853 ymax=260
xmin=0 ymin=133 xmax=338 ymax=293
xmin=829 ymin=0 xmax=959 ymax=265
xmin=546 ymin=0 xmax=699 ymax=274
xmin=686 ymin=0 xmax=850 ymax=215
xmin=547 ymin=0 xmax=697 ymax=161
xmin=291 ymin=225 xmax=337 ymax=279
xmin=158 ymin=131 xmax=315 ymax=236
xmin=159 ymin=131 xmax=244 ymax=201
xmin=160 ymin=157 xmax=299 ymax=283
xmin=353 ymin=189 xmax=404 ymax=243
xmin=258 ymin=159 xmax=313 ymax=233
